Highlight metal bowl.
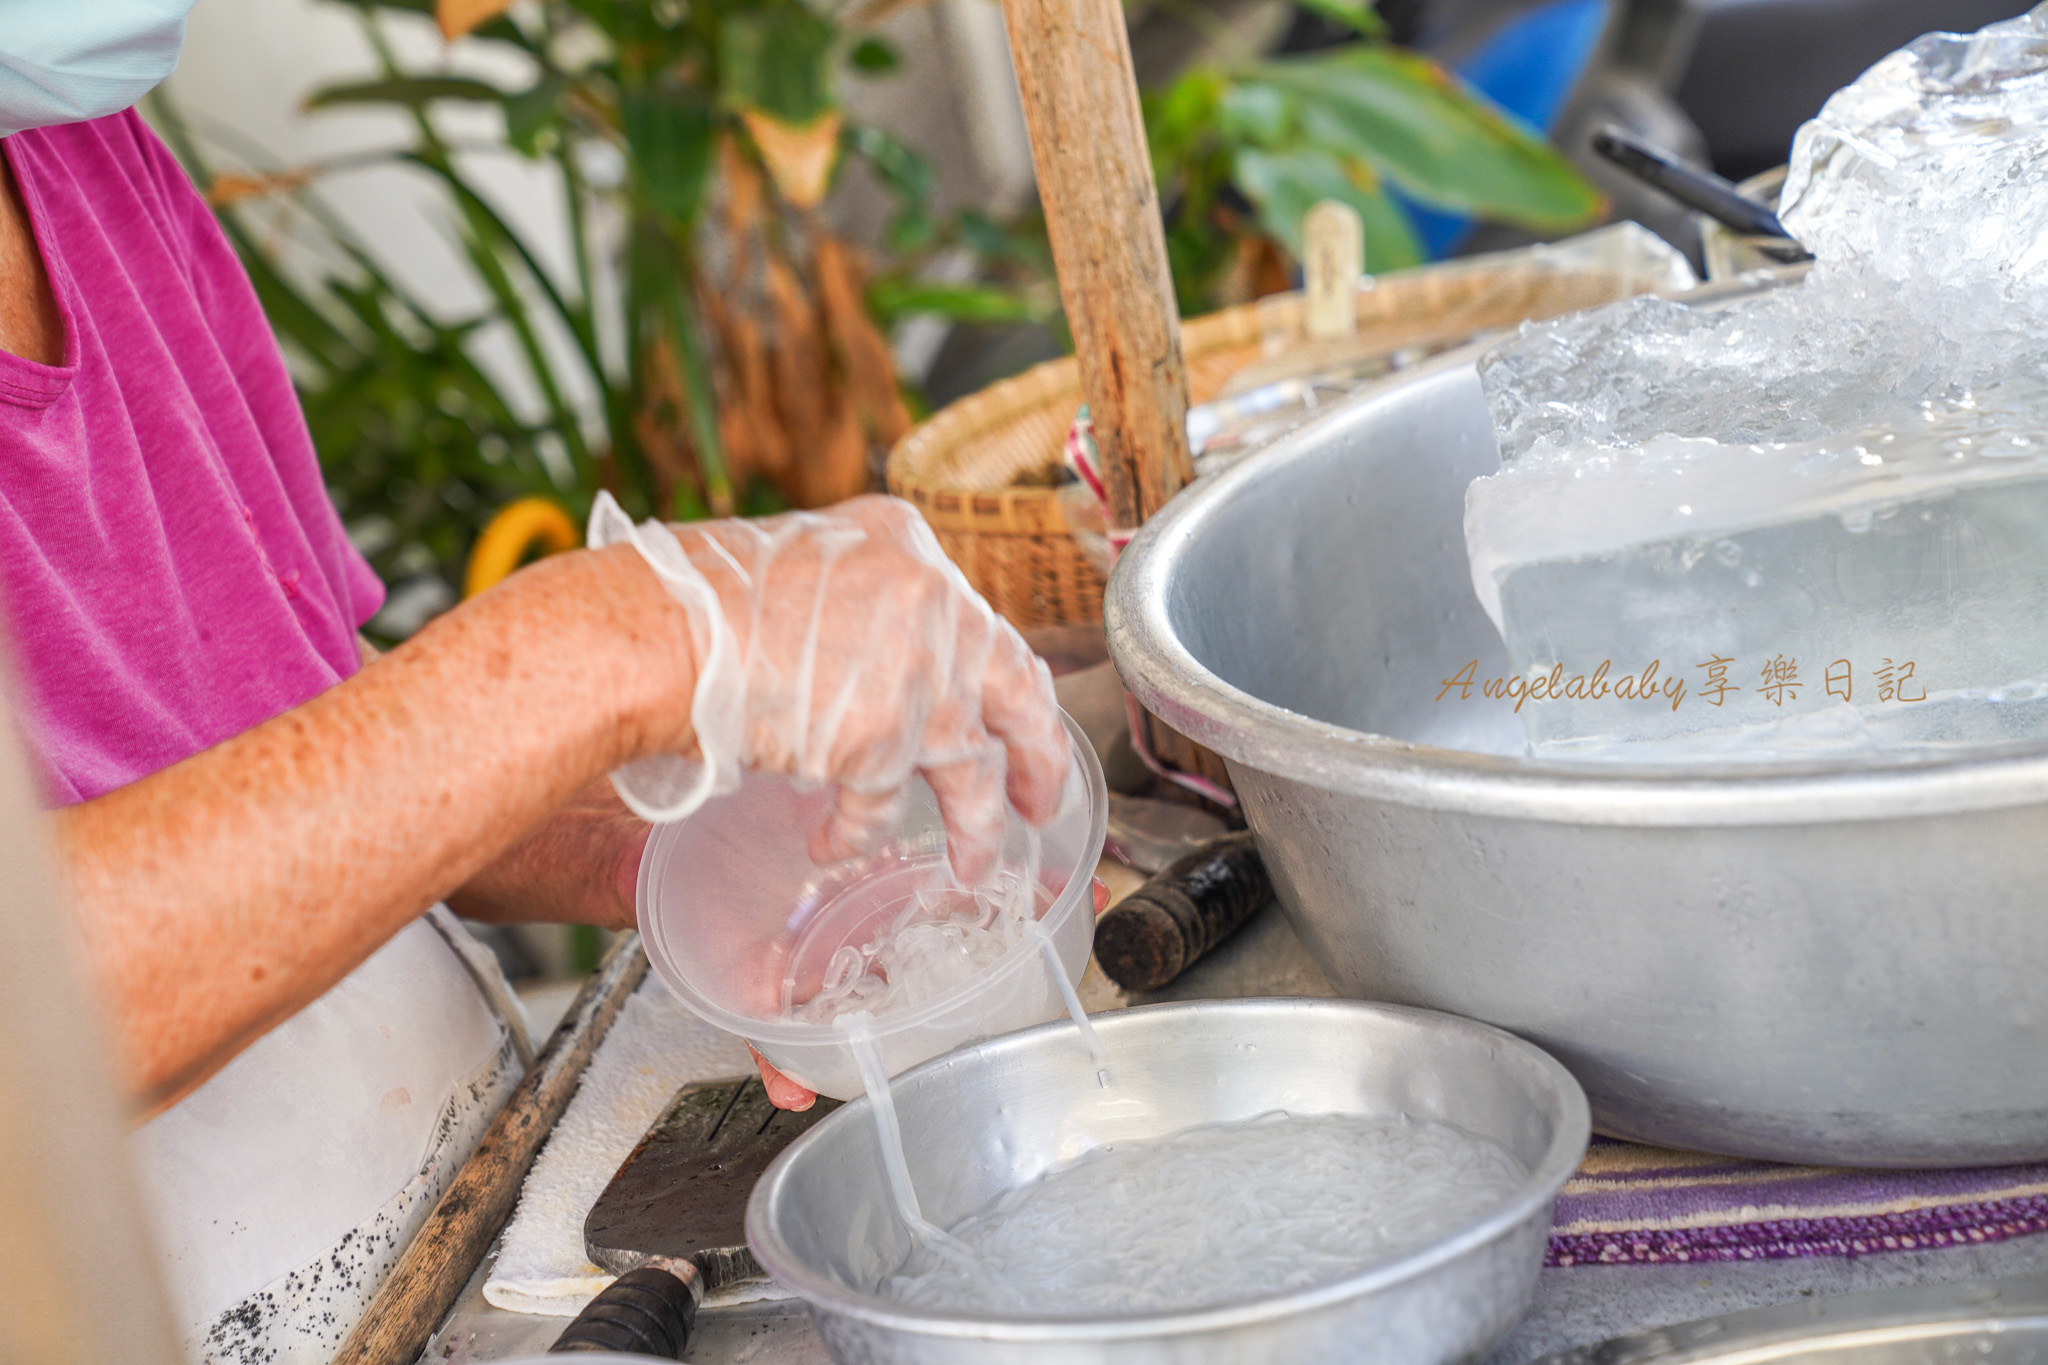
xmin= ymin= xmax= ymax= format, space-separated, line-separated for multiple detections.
xmin=1106 ymin=346 xmax=2048 ymax=1168
xmin=747 ymin=998 xmax=1589 ymax=1365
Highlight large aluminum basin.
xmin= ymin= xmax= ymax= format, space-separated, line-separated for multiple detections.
xmin=1106 ymin=351 xmax=2048 ymax=1168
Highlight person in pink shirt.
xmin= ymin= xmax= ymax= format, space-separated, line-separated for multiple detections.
xmin=0 ymin=11 xmax=1072 ymax=1361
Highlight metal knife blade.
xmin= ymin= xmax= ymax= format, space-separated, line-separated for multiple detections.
xmin=583 ymin=1074 xmax=841 ymax=1291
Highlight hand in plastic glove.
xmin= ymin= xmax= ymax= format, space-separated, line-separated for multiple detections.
xmin=590 ymin=493 xmax=1071 ymax=883
xmin=751 ymin=876 xmax=1114 ymax=1111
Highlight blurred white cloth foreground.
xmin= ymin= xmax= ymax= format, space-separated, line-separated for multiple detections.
xmin=484 ymin=977 xmax=795 ymax=1315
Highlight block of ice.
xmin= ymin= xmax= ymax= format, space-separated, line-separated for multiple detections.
xmin=1783 ymin=4 xmax=2048 ymax=365
xmin=1464 ymin=6 xmax=2048 ymax=762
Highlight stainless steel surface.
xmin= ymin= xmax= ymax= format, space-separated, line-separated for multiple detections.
xmin=423 ymin=1270 xmax=831 ymax=1363
xmin=1532 ymin=1275 xmax=2048 ymax=1364
xmin=1106 ymin=345 xmax=2048 ymax=1167
xmin=426 ymin=912 xmax=2048 ymax=1364
xmin=492 ymin=1355 xmax=686 ymax=1362
xmin=747 ymin=998 xmax=1590 ymax=1365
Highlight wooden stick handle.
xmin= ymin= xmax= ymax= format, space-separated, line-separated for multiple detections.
xmin=333 ymin=932 xmax=650 ymax=1365
xmin=1003 ymin=0 xmax=1193 ymax=529
xmin=1093 ymin=833 xmax=1271 ymax=991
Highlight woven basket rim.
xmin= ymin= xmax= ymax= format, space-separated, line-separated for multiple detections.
xmin=886 ymin=262 xmax=1654 ymax=506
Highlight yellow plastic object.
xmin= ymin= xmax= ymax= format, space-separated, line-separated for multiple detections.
xmin=464 ymin=497 xmax=580 ymax=599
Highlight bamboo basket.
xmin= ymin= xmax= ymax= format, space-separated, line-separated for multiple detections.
xmin=888 ymin=261 xmax=1668 ymax=629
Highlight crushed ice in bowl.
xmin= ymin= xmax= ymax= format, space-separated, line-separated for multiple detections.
xmin=882 ymin=1111 xmax=1527 ymax=1316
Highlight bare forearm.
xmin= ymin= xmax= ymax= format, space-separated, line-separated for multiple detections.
xmin=54 ymin=545 xmax=691 ymax=1113
xmin=445 ymin=777 xmax=648 ymax=930
xmin=357 ymin=637 xmax=649 ymax=932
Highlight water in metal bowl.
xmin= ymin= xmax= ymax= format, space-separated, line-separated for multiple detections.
xmin=747 ymin=998 xmax=1589 ymax=1365
xmin=1107 ymin=346 xmax=2048 ymax=1167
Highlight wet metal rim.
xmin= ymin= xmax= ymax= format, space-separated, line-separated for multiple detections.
xmin=1105 ymin=346 xmax=2048 ymax=828
xmin=745 ymin=997 xmax=1590 ymax=1344
xmin=1533 ymin=1275 xmax=2048 ymax=1363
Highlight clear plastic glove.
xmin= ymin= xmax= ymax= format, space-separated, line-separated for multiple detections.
xmin=589 ymin=492 xmax=1069 ymax=882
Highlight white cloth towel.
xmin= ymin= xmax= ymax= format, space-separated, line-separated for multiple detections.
xmin=483 ymin=977 xmax=797 ymax=1314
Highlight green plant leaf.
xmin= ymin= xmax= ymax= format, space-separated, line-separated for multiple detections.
xmin=1247 ymin=47 xmax=1601 ymax=229
xmin=867 ymin=279 xmax=1037 ymax=327
xmin=957 ymin=209 xmax=1053 ymax=274
xmin=1232 ymin=145 xmax=1423 ymax=270
xmin=645 ymin=222 xmax=731 ymax=511
xmin=305 ymin=75 xmax=508 ymax=110
xmin=620 ymin=85 xmax=715 ymax=226
xmin=1293 ymin=0 xmax=1388 ymax=39
xmin=1216 ymin=81 xmax=1294 ymax=147
xmin=849 ymin=37 xmax=899 ymax=74
xmin=847 ymin=123 xmax=940 ymax=252
xmin=721 ymin=7 xmax=836 ymax=124
xmin=399 ymin=151 xmax=601 ymax=379
xmin=739 ymin=476 xmax=789 ymax=517
xmin=504 ymin=73 xmax=570 ymax=156
xmin=1145 ymin=67 xmax=1223 ymax=176
xmin=669 ymin=478 xmax=711 ymax=522
xmin=847 ymin=124 xmax=931 ymax=204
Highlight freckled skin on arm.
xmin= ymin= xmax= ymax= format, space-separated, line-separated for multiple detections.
xmin=53 ymin=547 xmax=699 ymax=1117
xmin=443 ymin=775 xmax=652 ymax=931
xmin=355 ymin=636 xmax=652 ymax=933
xmin=0 ymin=149 xmax=63 ymax=364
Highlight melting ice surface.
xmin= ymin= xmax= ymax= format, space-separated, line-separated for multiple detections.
xmin=1467 ymin=5 xmax=2048 ymax=761
xmin=882 ymin=1111 xmax=1526 ymax=1316
xmin=778 ymin=841 xmax=1045 ymax=1024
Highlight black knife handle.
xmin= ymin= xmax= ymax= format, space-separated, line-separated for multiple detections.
xmin=1590 ymin=125 xmax=1811 ymax=262
xmin=1093 ymin=832 xmax=1271 ymax=991
xmin=550 ymin=1262 xmax=701 ymax=1357
xmin=1590 ymin=125 xmax=1791 ymax=238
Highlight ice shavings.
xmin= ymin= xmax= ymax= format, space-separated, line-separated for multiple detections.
xmin=1478 ymin=289 xmax=1960 ymax=469
xmin=778 ymin=838 xmax=1047 ymax=1025
xmin=1466 ymin=6 xmax=2048 ymax=761
xmin=881 ymin=1111 xmax=1526 ymax=1317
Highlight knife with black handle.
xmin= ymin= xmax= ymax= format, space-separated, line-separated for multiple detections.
xmin=551 ymin=1076 xmax=839 ymax=1355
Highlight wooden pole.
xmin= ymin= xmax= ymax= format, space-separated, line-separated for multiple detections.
xmin=333 ymin=933 xmax=649 ymax=1365
xmin=1002 ymin=0 xmax=1193 ymax=529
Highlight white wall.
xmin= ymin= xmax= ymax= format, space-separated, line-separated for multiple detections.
xmin=165 ymin=0 xmax=578 ymax=332
xmin=163 ymin=0 xmax=1033 ymax=332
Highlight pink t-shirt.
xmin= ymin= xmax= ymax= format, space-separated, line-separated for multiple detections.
xmin=0 ymin=112 xmax=383 ymax=804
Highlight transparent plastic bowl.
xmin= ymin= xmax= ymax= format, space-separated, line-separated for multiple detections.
xmin=637 ymin=712 xmax=1108 ymax=1100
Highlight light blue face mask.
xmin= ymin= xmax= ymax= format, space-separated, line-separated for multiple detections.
xmin=0 ymin=0 xmax=199 ymax=137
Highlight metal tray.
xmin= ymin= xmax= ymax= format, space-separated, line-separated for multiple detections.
xmin=1538 ymin=1276 xmax=2048 ymax=1363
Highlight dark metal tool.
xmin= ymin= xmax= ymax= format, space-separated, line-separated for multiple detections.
xmin=550 ymin=1075 xmax=840 ymax=1356
xmin=1092 ymin=831 xmax=1272 ymax=992
xmin=1590 ymin=125 xmax=1812 ymax=264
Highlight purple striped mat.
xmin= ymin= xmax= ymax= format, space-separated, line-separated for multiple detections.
xmin=1547 ymin=1137 xmax=2048 ymax=1266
